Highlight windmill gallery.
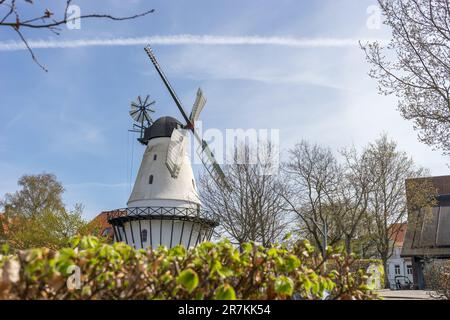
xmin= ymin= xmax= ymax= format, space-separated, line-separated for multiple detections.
xmin=104 ymin=46 xmax=229 ymax=250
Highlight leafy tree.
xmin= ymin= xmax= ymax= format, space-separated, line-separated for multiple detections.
xmin=361 ymin=0 xmax=450 ymax=155
xmin=0 ymin=173 xmax=90 ymax=250
xmin=363 ymin=134 xmax=436 ymax=288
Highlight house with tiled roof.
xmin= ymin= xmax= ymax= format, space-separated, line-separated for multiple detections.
xmin=386 ymin=222 xmax=413 ymax=289
xmin=89 ymin=211 xmax=114 ymax=242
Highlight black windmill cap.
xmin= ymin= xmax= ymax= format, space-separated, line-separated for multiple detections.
xmin=143 ymin=116 xmax=183 ymax=141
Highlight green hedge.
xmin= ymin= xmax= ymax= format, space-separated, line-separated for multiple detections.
xmin=325 ymin=258 xmax=384 ymax=291
xmin=348 ymin=259 xmax=384 ymax=290
xmin=0 ymin=236 xmax=379 ymax=300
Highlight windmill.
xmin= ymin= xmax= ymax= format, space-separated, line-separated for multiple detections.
xmin=106 ymin=46 xmax=228 ymax=250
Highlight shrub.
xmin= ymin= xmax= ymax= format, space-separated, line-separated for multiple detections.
xmin=0 ymin=236 xmax=379 ymax=300
xmin=348 ymin=259 xmax=384 ymax=290
xmin=423 ymin=260 xmax=450 ymax=299
xmin=324 ymin=258 xmax=384 ymax=291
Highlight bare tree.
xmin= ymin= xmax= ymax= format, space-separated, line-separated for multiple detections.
xmin=282 ymin=140 xmax=344 ymax=254
xmin=364 ymin=134 xmax=436 ymax=288
xmin=199 ymin=143 xmax=290 ymax=247
xmin=0 ymin=0 xmax=154 ymax=71
xmin=334 ymin=147 xmax=374 ymax=255
xmin=361 ymin=0 xmax=450 ymax=155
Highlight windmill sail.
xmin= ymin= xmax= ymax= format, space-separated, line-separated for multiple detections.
xmin=129 ymin=102 xmax=145 ymax=122
xmin=189 ymin=88 xmax=207 ymax=123
xmin=192 ymin=130 xmax=230 ymax=190
xmin=166 ymin=128 xmax=188 ymax=178
xmin=144 ymin=46 xmax=191 ymax=124
xmin=144 ymin=45 xmax=230 ymax=191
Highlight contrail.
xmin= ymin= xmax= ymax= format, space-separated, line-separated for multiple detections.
xmin=0 ymin=34 xmax=386 ymax=51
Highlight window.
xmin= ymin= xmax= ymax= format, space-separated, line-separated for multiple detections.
xmin=407 ymin=265 xmax=413 ymax=275
xmin=141 ymin=229 xmax=148 ymax=243
xmin=394 ymin=265 xmax=401 ymax=275
xmin=153 ymin=154 xmax=157 ymax=161
xmin=101 ymin=227 xmax=111 ymax=237
xmin=149 ymin=175 xmax=154 ymax=184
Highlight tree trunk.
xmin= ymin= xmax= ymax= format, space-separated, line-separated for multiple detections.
xmin=345 ymin=236 xmax=352 ymax=255
xmin=382 ymin=257 xmax=390 ymax=289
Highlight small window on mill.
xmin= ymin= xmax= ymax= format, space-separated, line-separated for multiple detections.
xmin=149 ymin=175 xmax=154 ymax=184
xmin=153 ymin=154 xmax=157 ymax=161
xmin=141 ymin=229 xmax=148 ymax=243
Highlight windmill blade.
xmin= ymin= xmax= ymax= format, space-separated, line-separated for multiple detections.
xmin=189 ymin=88 xmax=207 ymax=123
xmin=129 ymin=109 xmax=145 ymax=123
xmin=142 ymin=95 xmax=150 ymax=106
xmin=144 ymin=46 xmax=191 ymax=126
xmin=129 ymin=103 xmax=140 ymax=115
xmin=192 ymin=129 xmax=230 ymax=191
xmin=166 ymin=128 xmax=188 ymax=178
xmin=129 ymin=102 xmax=142 ymax=121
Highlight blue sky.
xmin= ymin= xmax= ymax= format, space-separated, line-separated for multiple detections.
xmin=0 ymin=0 xmax=448 ymax=220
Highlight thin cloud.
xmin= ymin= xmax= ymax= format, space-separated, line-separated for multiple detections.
xmin=66 ymin=182 xmax=129 ymax=189
xmin=0 ymin=34 xmax=387 ymax=51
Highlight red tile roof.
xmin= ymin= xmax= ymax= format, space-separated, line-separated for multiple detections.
xmin=89 ymin=211 xmax=114 ymax=240
xmin=389 ymin=222 xmax=408 ymax=247
xmin=0 ymin=213 xmax=13 ymax=235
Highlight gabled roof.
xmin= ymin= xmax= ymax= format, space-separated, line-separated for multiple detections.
xmin=89 ymin=211 xmax=114 ymax=239
xmin=389 ymin=222 xmax=407 ymax=247
xmin=401 ymin=175 xmax=450 ymax=258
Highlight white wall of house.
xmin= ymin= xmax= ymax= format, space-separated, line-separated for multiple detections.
xmin=387 ymin=245 xmax=413 ymax=288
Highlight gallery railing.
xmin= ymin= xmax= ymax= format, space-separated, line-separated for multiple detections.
xmin=105 ymin=206 xmax=219 ymax=227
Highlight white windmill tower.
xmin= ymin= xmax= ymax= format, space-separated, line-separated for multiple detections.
xmin=107 ymin=46 xmax=229 ymax=249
